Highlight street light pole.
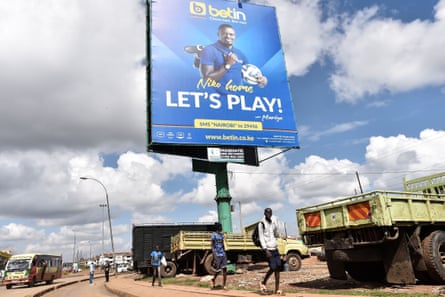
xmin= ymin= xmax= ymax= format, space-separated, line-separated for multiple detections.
xmin=72 ymin=230 xmax=76 ymax=264
xmin=80 ymin=177 xmax=115 ymax=266
xmin=99 ymin=204 xmax=107 ymax=256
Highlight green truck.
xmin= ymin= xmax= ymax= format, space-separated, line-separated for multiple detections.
xmin=297 ymin=172 xmax=445 ymax=284
xmin=170 ymin=222 xmax=310 ymax=275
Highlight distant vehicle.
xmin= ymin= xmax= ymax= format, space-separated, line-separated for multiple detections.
xmin=2 ymin=253 xmax=62 ymax=289
xmin=132 ymin=223 xmax=215 ymax=276
xmin=116 ymin=263 xmax=128 ymax=273
xmin=170 ymin=222 xmax=310 ymax=276
xmin=0 ymin=251 xmax=10 ymax=279
xmin=133 ymin=222 xmax=310 ymax=278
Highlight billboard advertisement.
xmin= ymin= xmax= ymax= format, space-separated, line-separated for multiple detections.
xmin=149 ymin=0 xmax=299 ymax=148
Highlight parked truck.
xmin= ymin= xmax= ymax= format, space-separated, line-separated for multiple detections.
xmin=170 ymin=221 xmax=310 ymax=275
xmin=132 ymin=223 xmax=215 ymax=277
xmin=296 ymin=172 xmax=445 ymax=285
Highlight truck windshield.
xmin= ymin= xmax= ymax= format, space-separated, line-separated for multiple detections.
xmin=6 ymin=260 xmax=30 ymax=272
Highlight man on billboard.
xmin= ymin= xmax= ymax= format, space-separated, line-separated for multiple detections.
xmin=185 ymin=24 xmax=268 ymax=95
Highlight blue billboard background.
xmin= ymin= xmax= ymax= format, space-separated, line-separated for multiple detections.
xmin=149 ymin=0 xmax=299 ymax=147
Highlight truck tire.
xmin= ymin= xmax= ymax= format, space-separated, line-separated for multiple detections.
xmin=326 ymin=250 xmax=347 ymax=280
xmin=422 ymin=230 xmax=445 ymax=283
xmin=286 ymin=253 xmax=302 ymax=271
xmin=161 ymin=261 xmax=177 ymax=278
xmin=204 ymin=253 xmax=217 ymax=275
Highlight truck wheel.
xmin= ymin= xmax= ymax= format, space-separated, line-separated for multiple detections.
xmin=204 ymin=254 xmax=217 ymax=275
xmin=286 ymin=253 xmax=302 ymax=271
xmin=6 ymin=284 xmax=12 ymax=289
xmin=161 ymin=261 xmax=177 ymax=278
xmin=422 ymin=230 xmax=445 ymax=283
xmin=326 ymin=250 xmax=347 ymax=280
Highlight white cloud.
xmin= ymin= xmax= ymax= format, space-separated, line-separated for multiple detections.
xmin=288 ymin=129 xmax=445 ymax=210
xmin=329 ymin=4 xmax=445 ymax=102
xmin=251 ymin=0 xmax=445 ymax=103
xmin=198 ymin=210 xmax=218 ymax=224
xmin=435 ymin=0 xmax=445 ymax=21
xmin=0 ymin=223 xmax=45 ymax=242
xmin=0 ymin=0 xmax=146 ymax=151
xmin=307 ymin=121 xmax=369 ymax=141
xmin=363 ymin=129 xmax=445 ymax=189
xmin=253 ymin=0 xmax=331 ymax=76
xmin=285 ymin=155 xmax=366 ymax=207
xmin=1 ymin=129 xmax=445 ymax=253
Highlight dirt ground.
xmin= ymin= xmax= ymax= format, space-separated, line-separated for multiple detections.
xmin=202 ymin=256 xmax=445 ymax=296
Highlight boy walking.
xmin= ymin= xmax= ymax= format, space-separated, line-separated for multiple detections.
xmin=210 ymin=222 xmax=227 ymax=290
xmin=150 ymin=245 xmax=163 ymax=287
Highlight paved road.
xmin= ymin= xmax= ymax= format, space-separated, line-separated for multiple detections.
xmin=1 ymin=272 xmax=369 ymax=297
xmin=44 ymin=280 xmax=117 ymax=297
xmin=0 ymin=282 xmax=46 ymax=297
xmin=0 ymin=273 xmax=101 ymax=297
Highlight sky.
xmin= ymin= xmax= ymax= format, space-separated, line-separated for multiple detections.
xmin=1 ymin=0 xmax=445 ymax=262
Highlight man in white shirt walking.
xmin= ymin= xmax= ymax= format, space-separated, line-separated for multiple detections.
xmin=258 ymin=208 xmax=283 ymax=295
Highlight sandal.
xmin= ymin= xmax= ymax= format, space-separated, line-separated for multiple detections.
xmin=259 ymin=281 xmax=267 ymax=293
xmin=275 ymin=290 xmax=285 ymax=295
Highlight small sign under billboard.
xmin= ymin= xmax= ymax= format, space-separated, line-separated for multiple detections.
xmin=148 ymin=0 xmax=299 ymax=148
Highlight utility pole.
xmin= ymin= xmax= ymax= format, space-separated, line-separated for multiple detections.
xmin=356 ymin=171 xmax=364 ymax=194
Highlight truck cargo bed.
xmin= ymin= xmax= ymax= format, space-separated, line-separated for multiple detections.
xmin=170 ymin=231 xmax=261 ymax=252
xmin=297 ymin=190 xmax=445 ymax=234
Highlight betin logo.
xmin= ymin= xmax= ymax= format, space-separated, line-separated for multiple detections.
xmin=190 ymin=2 xmax=206 ymax=16
xmin=189 ymin=1 xmax=247 ymax=22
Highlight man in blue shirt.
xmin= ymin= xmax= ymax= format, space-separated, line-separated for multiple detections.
xmin=210 ymin=222 xmax=227 ymax=290
xmin=150 ymin=245 xmax=163 ymax=287
xmin=199 ymin=24 xmax=267 ymax=94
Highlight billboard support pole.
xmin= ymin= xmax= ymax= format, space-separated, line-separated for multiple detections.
xmin=192 ymin=160 xmax=233 ymax=232
xmin=214 ymin=162 xmax=233 ymax=233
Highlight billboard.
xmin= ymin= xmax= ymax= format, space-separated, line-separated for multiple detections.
xmin=148 ymin=0 xmax=299 ymax=148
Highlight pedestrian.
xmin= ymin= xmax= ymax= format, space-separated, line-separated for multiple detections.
xmin=210 ymin=222 xmax=227 ymax=290
xmin=89 ymin=261 xmax=95 ymax=285
xmin=150 ymin=245 xmax=163 ymax=287
xmin=104 ymin=261 xmax=110 ymax=282
xmin=258 ymin=208 xmax=283 ymax=295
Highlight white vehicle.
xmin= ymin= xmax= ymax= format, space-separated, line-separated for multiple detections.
xmin=116 ymin=263 xmax=128 ymax=273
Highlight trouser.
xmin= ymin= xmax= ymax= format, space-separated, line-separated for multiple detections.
xmin=152 ymin=266 xmax=161 ymax=285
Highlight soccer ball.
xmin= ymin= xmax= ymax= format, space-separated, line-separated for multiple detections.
xmin=242 ymin=64 xmax=262 ymax=85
